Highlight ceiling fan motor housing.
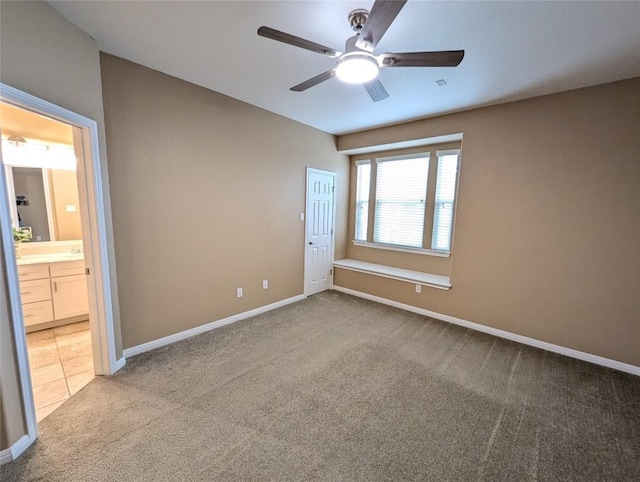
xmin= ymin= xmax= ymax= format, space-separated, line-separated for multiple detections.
xmin=344 ymin=35 xmax=364 ymax=54
xmin=348 ymin=9 xmax=369 ymax=32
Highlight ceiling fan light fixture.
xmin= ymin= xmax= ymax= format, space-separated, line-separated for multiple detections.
xmin=335 ymin=52 xmax=379 ymax=84
xmin=7 ymin=135 xmax=26 ymax=147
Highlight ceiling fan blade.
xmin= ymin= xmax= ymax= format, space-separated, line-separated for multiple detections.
xmin=258 ymin=26 xmax=341 ymax=58
xmin=363 ymin=78 xmax=389 ymax=102
xmin=355 ymin=0 xmax=407 ymax=52
xmin=290 ymin=69 xmax=336 ymax=92
xmin=379 ymin=50 xmax=465 ymax=67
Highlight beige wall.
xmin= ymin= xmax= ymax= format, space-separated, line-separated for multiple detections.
xmin=0 ymin=0 xmax=123 ymax=450
xmin=337 ymin=78 xmax=640 ymax=367
xmin=49 ymin=169 xmax=83 ymax=240
xmin=100 ymin=54 xmax=349 ymax=349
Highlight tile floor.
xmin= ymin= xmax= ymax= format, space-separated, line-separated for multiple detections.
xmin=26 ymin=321 xmax=95 ymax=422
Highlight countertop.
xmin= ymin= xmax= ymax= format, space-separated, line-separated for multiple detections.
xmin=16 ymin=253 xmax=85 ymax=266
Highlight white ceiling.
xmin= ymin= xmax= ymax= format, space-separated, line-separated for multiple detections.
xmin=49 ymin=1 xmax=640 ymax=135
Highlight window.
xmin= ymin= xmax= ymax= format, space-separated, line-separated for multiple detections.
xmin=431 ymin=152 xmax=460 ymax=251
xmin=374 ymin=155 xmax=429 ymax=248
xmin=354 ymin=161 xmax=370 ymax=241
xmin=353 ymin=148 xmax=460 ymax=254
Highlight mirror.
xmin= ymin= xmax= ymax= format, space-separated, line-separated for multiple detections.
xmin=13 ymin=167 xmax=52 ymax=241
xmin=6 ymin=164 xmax=82 ymax=242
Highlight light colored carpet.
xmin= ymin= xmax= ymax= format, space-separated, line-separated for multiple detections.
xmin=2 ymin=291 xmax=639 ymax=480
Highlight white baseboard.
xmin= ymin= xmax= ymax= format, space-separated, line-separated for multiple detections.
xmin=123 ymin=294 xmax=307 ymax=358
xmin=332 ymin=285 xmax=640 ymax=376
xmin=0 ymin=447 xmax=11 ymax=465
xmin=113 ymin=357 xmax=126 ymax=373
xmin=0 ymin=434 xmax=33 ymax=465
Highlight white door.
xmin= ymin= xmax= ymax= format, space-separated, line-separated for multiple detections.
xmin=305 ymin=168 xmax=336 ymax=296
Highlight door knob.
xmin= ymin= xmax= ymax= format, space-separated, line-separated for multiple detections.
xmin=308 ymin=241 xmax=314 ymax=245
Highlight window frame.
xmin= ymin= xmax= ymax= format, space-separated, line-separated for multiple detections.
xmin=431 ymin=149 xmax=461 ymax=253
xmin=354 ymin=160 xmax=371 ymax=242
xmin=352 ymin=145 xmax=461 ymax=257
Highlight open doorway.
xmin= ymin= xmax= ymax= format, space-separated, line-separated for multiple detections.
xmin=2 ymin=102 xmax=95 ymax=421
xmin=0 ymin=83 xmax=121 ymax=455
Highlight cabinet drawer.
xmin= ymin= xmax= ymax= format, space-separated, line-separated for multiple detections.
xmin=20 ymin=279 xmax=52 ymax=304
xmin=18 ymin=264 xmax=50 ymax=282
xmin=50 ymin=260 xmax=85 ymax=277
xmin=23 ymin=300 xmax=54 ymax=326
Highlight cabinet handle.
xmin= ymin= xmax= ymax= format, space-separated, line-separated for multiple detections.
xmin=24 ymin=314 xmax=33 ymax=318
xmin=54 ymin=282 xmax=58 ymax=293
xmin=22 ymin=291 xmax=31 ymax=295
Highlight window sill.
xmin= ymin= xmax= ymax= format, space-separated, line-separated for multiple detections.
xmin=352 ymin=241 xmax=451 ymax=258
xmin=334 ymin=259 xmax=451 ymax=290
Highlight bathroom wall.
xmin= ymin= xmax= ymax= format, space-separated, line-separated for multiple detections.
xmin=49 ymin=169 xmax=83 ymax=240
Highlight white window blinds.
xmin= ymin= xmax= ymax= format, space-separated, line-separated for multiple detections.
xmin=354 ymin=161 xmax=371 ymax=241
xmin=431 ymin=152 xmax=460 ymax=251
xmin=374 ymin=155 xmax=429 ymax=248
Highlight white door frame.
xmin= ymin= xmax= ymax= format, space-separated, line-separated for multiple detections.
xmin=0 ymin=83 xmax=122 ymax=455
xmin=304 ymin=167 xmax=337 ymax=296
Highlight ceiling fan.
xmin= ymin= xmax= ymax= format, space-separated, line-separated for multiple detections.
xmin=257 ymin=0 xmax=464 ymax=102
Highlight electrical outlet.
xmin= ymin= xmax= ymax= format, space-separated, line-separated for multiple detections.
xmin=415 ymin=284 xmax=422 ymax=293
xmin=236 ymin=288 xmax=243 ymax=298
xmin=262 ymin=280 xmax=269 ymax=290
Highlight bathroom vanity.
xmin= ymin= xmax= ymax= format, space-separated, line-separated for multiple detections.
xmin=17 ymin=254 xmax=89 ymax=332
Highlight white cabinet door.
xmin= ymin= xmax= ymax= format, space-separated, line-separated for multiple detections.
xmin=52 ymin=274 xmax=89 ymax=320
